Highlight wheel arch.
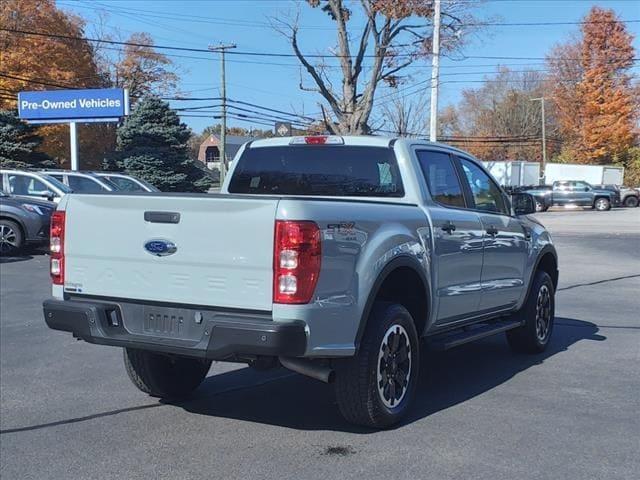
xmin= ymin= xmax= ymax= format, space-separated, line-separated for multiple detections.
xmin=527 ymin=246 xmax=559 ymax=298
xmin=0 ymin=214 xmax=27 ymax=239
xmin=355 ymin=256 xmax=431 ymax=353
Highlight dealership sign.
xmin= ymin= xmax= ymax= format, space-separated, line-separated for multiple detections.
xmin=18 ymin=88 xmax=129 ymax=123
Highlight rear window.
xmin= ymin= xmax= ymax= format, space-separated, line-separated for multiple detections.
xmin=228 ymin=146 xmax=404 ymax=197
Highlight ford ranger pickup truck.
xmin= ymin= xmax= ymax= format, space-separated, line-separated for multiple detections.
xmin=43 ymin=136 xmax=558 ymax=428
xmin=528 ymin=180 xmax=617 ymax=212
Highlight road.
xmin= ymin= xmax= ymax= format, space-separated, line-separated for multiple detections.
xmin=1 ymin=208 xmax=639 ymax=480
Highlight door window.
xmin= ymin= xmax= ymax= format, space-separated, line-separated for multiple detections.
xmin=8 ymin=175 xmax=49 ymax=197
xmin=67 ymin=176 xmax=106 ymax=193
xmin=416 ymin=151 xmax=466 ymax=208
xmin=104 ymin=176 xmax=144 ymax=192
xmin=459 ymin=159 xmax=508 ymax=214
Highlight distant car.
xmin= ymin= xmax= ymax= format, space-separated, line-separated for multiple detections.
xmin=527 ymin=181 xmax=618 ymax=212
xmin=0 ymin=189 xmax=55 ymax=255
xmin=594 ymin=184 xmax=639 ymax=208
xmin=92 ymin=172 xmax=160 ymax=192
xmin=0 ymin=170 xmax=72 ymax=203
xmin=41 ymin=170 xmax=118 ymax=193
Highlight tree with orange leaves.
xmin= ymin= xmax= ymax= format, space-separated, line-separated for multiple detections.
xmin=0 ymin=0 xmax=109 ymax=166
xmin=547 ymin=7 xmax=638 ymax=165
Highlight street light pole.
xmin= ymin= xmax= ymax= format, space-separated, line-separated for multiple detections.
xmin=429 ymin=0 xmax=442 ymax=142
xmin=530 ymin=97 xmax=547 ymax=184
xmin=209 ymin=43 xmax=236 ymax=184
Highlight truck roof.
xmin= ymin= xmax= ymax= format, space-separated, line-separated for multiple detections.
xmin=248 ymin=135 xmax=477 ymax=158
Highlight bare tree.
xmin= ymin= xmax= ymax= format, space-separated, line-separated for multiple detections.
xmin=274 ymin=0 xmax=480 ymax=134
xmin=380 ymin=91 xmax=427 ymax=136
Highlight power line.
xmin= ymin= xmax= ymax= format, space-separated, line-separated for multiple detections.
xmin=58 ymin=1 xmax=640 ymax=30
xmin=4 ymin=28 xmax=638 ymax=62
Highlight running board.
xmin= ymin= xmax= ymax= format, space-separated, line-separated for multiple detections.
xmin=429 ymin=319 xmax=524 ymax=351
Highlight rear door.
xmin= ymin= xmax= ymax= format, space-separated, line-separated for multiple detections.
xmin=63 ymin=194 xmax=279 ymax=311
xmin=457 ymin=157 xmax=528 ymax=312
xmin=415 ymin=150 xmax=484 ymax=323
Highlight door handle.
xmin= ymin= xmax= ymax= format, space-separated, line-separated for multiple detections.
xmin=441 ymin=221 xmax=456 ymax=234
xmin=485 ymin=225 xmax=499 ymax=236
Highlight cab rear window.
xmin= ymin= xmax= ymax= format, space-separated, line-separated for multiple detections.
xmin=228 ymin=145 xmax=404 ymax=197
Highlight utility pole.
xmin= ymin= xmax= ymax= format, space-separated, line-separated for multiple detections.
xmin=208 ymin=43 xmax=236 ymax=183
xmin=429 ymin=0 xmax=442 ymax=142
xmin=530 ymin=97 xmax=547 ymax=184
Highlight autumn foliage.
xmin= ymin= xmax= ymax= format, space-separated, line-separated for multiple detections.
xmin=547 ymin=7 xmax=637 ymax=165
xmin=0 ymin=0 xmax=177 ymax=168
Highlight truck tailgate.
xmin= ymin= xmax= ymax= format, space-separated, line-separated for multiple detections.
xmin=63 ymin=194 xmax=278 ymax=311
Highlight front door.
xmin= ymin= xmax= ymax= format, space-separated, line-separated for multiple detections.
xmin=457 ymin=157 xmax=528 ymax=311
xmin=415 ymin=150 xmax=485 ymax=323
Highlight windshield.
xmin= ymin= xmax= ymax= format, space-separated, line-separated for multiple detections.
xmin=228 ymin=145 xmax=404 ymax=197
xmin=41 ymin=174 xmax=72 ymax=193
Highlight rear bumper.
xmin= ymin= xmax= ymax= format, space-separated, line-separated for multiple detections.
xmin=43 ymin=299 xmax=307 ymax=360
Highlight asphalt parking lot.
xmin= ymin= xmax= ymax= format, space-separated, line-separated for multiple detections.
xmin=1 ymin=208 xmax=639 ymax=480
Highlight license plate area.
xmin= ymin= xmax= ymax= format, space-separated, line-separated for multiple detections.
xmin=141 ymin=306 xmax=205 ymax=341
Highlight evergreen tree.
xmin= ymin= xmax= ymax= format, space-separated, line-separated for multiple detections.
xmin=0 ymin=110 xmax=55 ymax=169
xmin=113 ymin=96 xmax=215 ymax=192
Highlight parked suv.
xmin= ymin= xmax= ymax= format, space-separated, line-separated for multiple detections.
xmin=0 ymin=189 xmax=55 ymax=254
xmin=44 ymin=136 xmax=558 ymax=428
xmin=41 ymin=171 xmax=118 ymax=193
xmin=92 ymin=172 xmax=159 ymax=192
xmin=0 ymin=170 xmax=72 ymax=203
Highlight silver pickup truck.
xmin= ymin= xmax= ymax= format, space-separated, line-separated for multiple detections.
xmin=43 ymin=136 xmax=558 ymax=428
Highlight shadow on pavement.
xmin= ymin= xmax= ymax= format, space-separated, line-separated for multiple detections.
xmin=0 ymin=317 xmax=604 ymax=435
xmin=0 ymin=254 xmax=33 ymax=264
xmin=176 ymin=317 xmax=605 ymax=432
xmin=0 ymin=247 xmax=47 ymax=264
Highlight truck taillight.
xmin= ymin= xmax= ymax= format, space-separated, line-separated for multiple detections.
xmin=50 ymin=211 xmax=66 ymax=285
xmin=273 ymin=220 xmax=321 ymax=304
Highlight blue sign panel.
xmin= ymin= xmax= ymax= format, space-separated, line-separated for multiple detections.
xmin=18 ymin=88 xmax=128 ymax=123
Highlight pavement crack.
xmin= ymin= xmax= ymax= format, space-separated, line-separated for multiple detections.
xmin=0 ymin=403 xmax=162 ymax=435
xmin=558 ymin=274 xmax=640 ymax=291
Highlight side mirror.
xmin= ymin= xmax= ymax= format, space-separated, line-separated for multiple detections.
xmin=40 ymin=191 xmax=56 ymax=201
xmin=511 ymin=193 xmax=536 ymax=216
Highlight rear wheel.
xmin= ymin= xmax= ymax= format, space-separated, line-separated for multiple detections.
xmin=0 ymin=220 xmax=23 ymax=256
xmin=334 ymin=303 xmax=419 ymax=429
xmin=624 ymin=196 xmax=639 ymax=208
xmin=506 ymin=270 xmax=555 ymax=353
xmin=594 ymin=197 xmax=611 ymax=211
xmin=123 ymin=348 xmax=211 ymax=399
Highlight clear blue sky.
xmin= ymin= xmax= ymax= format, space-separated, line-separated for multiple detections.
xmin=58 ymin=0 xmax=640 ymax=134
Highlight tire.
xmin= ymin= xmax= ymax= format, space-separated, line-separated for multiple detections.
xmin=506 ymin=270 xmax=555 ymax=354
xmin=624 ymin=196 xmax=639 ymax=208
xmin=594 ymin=197 xmax=611 ymax=211
xmin=0 ymin=220 xmax=24 ymax=256
xmin=123 ymin=348 xmax=211 ymax=399
xmin=334 ymin=302 xmax=420 ymax=429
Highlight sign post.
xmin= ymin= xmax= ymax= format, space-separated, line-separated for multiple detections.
xmin=18 ymin=88 xmax=129 ymax=170
xmin=69 ymin=122 xmax=78 ymax=170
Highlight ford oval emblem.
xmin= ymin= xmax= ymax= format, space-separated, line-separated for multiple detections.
xmin=144 ymin=239 xmax=177 ymax=257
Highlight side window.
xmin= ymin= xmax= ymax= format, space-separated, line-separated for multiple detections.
xmin=67 ymin=176 xmax=104 ymax=193
xmin=416 ymin=150 xmax=466 ymax=208
xmin=106 ymin=176 xmax=143 ymax=192
xmin=8 ymin=175 xmax=48 ymax=196
xmin=459 ymin=158 xmax=508 ymax=215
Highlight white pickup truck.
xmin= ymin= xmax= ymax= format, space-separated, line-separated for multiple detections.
xmin=44 ymin=136 xmax=558 ymax=428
